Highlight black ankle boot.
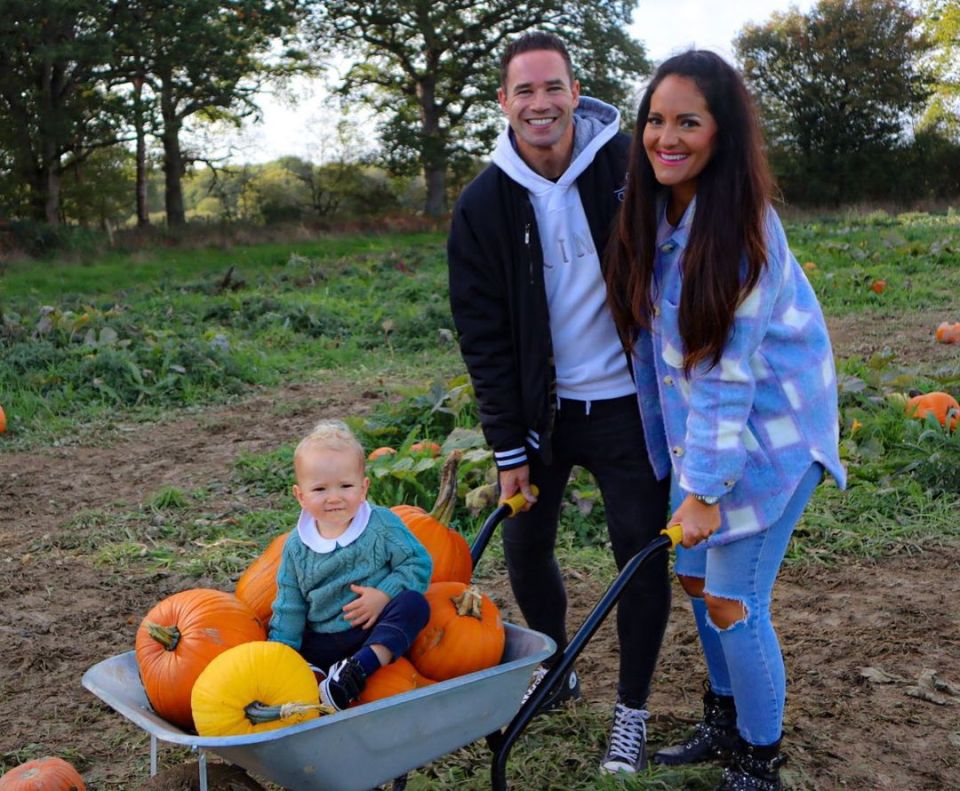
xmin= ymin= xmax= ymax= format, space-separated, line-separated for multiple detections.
xmin=653 ymin=683 xmax=738 ymax=766
xmin=716 ymin=736 xmax=786 ymax=791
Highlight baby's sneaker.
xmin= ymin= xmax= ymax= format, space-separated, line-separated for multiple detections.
xmin=319 ymin=657 xmax=367 ymax=711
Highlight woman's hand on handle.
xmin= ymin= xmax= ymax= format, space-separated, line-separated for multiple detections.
xmin=669 ymin=494 xmax=722 ymax=548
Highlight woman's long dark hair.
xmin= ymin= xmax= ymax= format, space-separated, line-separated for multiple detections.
xmin=606 ymin=50 xmax=772 ymax=375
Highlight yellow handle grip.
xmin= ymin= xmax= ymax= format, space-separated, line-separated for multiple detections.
xmin=661 ymin=523 xmax=683 ymax=548
xmin=502 ymin=485 xmax=540 ymax=517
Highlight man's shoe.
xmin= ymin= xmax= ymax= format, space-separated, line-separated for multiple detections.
xmin=653 ymin=683 xmax=738 ymax=766
xmin=319 ymin=657 xmax=367 ymax=711
xmin=599 ymin=700 xmax=650 ymax=775
xmin=521 ymin=664 xmax=581 ymax=712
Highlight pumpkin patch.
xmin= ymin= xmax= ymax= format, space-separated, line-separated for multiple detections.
xmin=135 ymin=588 xmax=265 ymax=729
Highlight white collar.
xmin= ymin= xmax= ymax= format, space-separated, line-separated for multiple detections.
xmin=296 ymin=500 xmax=371 ymax=553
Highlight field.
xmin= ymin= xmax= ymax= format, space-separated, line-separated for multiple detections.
xmin=1 ymin=210 xmax=959 ymax=790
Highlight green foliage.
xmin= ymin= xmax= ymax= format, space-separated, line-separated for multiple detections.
xmin=737 ymin=0 xmax=936 ymax=204
xmin=0 ymin=233 xmax=454 ymax=435
xmin=308 ymin=0 xmax=650 ymax=215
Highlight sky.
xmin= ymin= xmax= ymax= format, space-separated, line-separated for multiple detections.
xmin=226 ymin=0 xmax=817 ymax=164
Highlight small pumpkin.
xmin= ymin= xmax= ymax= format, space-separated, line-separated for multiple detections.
xmin=870 ymin=279 xmax=887 ymax=294
xmin=135 ymin=588 xmax=265 ymax=729
xmin=935 ymin=321 xmax=960 ymax=344
xmin=368 ymin=446 xmax=397 ymax=460
xmin=191 ymin=641 xmax=329 ymax=736
xmin=905 ymin=391 xmax=959 ymax=431
xmin=409 ymin=440 xmax=441 ymax=457
xmin=0 ymin=757 xmax=85 ymax=790
xmin=0 ymin=405 xmax=6 ymax=434
xmin=392 ymin=451 xmax=472 ymax=584
xmin=353 ymin=656 xmax=435 ymax=706
xmin=408 ymin=581 xmax=505 ymax=681
xmin=235 ymin=532 xmax=289 ymax=625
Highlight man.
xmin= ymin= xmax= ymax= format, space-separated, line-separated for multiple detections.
xmin=447 ymin=31 xmax=670 ymax=775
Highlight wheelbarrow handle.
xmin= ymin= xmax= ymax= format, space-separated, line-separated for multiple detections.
xmin=470 ymin=485 xmax=540 ymax=567
xmin=489 ymin=524 xmax=681 ymax=790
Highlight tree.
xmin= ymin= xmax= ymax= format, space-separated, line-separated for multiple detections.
xmin=921 ymin=0 xmax=960 ymax=139
xmin=307 ymin=1 xmax=648 ymax=217
xmin=113 ymin=1 xmax=308 ymax=226
xmin=0 ymin=0 xmax=122 ymax=224
xmin=736 ymin=0 xmax=933 ymax=203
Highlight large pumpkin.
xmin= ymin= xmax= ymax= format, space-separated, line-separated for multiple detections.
xmin=135 ymin=588 xmax=265 ymax=729
xmin=392 ymin=450 xmax=472 ymax=584
xmin=905 ymin=391 xmax=959 ymax=431
xmin=191 ymin=641 xmax=328 ymax=736
xmin=235 ymin=532 xmax=289 ymax=625
xmin=353 ymin=656 xmax=435 ymax=706
xmin=0 ymin=757 xmax=84 ymax=790
xmin=408 ymin=582 xmax=505 ymax=681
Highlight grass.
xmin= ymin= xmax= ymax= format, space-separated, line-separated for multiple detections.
xmin=2 ymin=212 xmax=959 ymax=789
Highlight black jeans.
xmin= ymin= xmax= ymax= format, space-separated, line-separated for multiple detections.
xmin=502 ymin=395 xmax=671 ymax=707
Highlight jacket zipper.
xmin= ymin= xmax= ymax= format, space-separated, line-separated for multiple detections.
xmin=524 ymin=222 xmax=533 ymax=284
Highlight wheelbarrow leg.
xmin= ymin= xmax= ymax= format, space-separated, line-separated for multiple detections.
xmin=489 ymin=534 xmax=674 ymax=790
xmin=149 ymin=735 xmax=158 ymax=776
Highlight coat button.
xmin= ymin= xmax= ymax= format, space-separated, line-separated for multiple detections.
xmin=660 ymin=242 xmax=676 ymax=253
xmin=672 ymin=446 xmax=684 ymax=456
xmin=653 ymin=305 xmax=662 ymax=317
xmin=663 ymin=375 xmax=674 ymax=386
xmin=724 ymin=480 xmax=735 ymax=488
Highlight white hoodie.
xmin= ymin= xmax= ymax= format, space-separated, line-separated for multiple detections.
xmin=491 ymin=97 xmax=635 ymax=404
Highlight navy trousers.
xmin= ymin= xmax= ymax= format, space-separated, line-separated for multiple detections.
xmin=298 ymin=589 xmax=430 ymax=670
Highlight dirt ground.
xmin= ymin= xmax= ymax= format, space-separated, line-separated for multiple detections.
xmin=1 ymin=326 xmax=959 ymax=790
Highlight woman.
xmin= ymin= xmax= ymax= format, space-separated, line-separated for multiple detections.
xmin=605 ymin=50 xmax=845 ymax=791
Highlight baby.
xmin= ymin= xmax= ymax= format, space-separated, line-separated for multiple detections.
xmin=268 ymin=420 xmax=432 ymax=710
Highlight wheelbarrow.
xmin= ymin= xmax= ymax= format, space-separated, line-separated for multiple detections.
xmin=83 ymin=491 xmax=682 ymax=790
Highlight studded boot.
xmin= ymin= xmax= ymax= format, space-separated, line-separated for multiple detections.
xmin=715 ymin=736 xmax=786 ymax=791
xmin=653 ymin=683 xmax=738 ymax=765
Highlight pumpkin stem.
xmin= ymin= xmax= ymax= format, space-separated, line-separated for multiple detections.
xmin=429 ymin=450 xmax=463 ymax=526
xmin=452 ymin=585 xmax=484 ymax=619
xmin=144 ymin=621 xmax=181 ymax=651
xmin=243 ymin=700 xmax=334 ymax=724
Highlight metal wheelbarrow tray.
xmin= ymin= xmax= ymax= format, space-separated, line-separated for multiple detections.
xmin=82 ymin=622 xmax=553 ymax=791
xmin=82 ymin=491 xmax=680 ymax=789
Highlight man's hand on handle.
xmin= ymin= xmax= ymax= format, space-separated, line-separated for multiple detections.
xmin=499 ymin=464 xmax=537 ymax=512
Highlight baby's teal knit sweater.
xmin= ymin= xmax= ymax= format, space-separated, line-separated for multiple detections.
xmin=268 ymin=505 xmax=432 ymax=648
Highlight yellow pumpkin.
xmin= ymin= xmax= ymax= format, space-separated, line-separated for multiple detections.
xmin=191 ymin=641 xmax=329 ymax=736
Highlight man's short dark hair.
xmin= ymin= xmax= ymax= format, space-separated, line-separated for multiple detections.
xmin=499 ymin=31 xmax=574 ymax=90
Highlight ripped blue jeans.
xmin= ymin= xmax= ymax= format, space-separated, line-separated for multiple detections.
xmin=673 ymin=464 xmax=821 ymax=746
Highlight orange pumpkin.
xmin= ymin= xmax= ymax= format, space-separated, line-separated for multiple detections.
xmin=870 ymin=279 xmax=887 ymax=294
xmin=0 ymin=757 xmax=85 ymax=790
xmin=353 ymin=656 xmax=435 ymax=706
xmin=0 ymin=405 xmax=6 ymax=434
xmin=905 ymin=391 xmax=959 ymax=432
xmin=368 ymin=446 xmax=397 ymax=460
xmin=408 ymin=582 xmax=505 ymax=681
xmin=235 ymin=532 xmax=289 ymax=625
xmin=135 ymin=588 xmax=265 ymax=729
xmin=409 ymin=441 xmax=441 ymax=457
xmin=392 ymin=451 xmax=472 ymax=584
xmin=935 ymin=321 xmax=960 ymax=344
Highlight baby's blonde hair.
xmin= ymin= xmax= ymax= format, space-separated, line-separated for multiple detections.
xmin=294 ymin=419 xmax=366 ymax=476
